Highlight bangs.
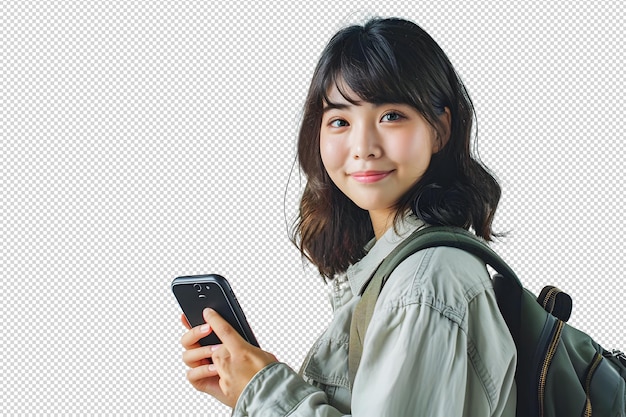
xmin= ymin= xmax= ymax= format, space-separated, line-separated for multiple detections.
xmin=319 ymin=29 xmax=432 ymax=112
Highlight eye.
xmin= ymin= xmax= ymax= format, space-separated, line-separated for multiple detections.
xmin=381 ymin=112 xmax=404 ymax=122
xmin=329 ymin=118 xmax=349 ymax=128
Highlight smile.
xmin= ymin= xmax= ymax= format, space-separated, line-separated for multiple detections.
xmin=350 ymin=170 xmax=393 ymax=184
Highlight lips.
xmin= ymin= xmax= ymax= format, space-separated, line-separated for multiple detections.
xmin=350 ymin=170 xmax=393 ymax=184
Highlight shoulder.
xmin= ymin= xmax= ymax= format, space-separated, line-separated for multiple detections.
xmin=364 ymin=243 xmax=517 ymax=412
xmin=376 ymin=245 xmax=494 ymax=328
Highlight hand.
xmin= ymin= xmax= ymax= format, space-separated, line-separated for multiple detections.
xmin=180 ymin=309 xmax=277 ymax=408
xmin=180 ymin=314 xmax=226 ymax=403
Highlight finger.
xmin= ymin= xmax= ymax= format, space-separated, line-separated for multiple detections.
xmin=180 ymin=323 xmax=212 ymax=349
xmin=186 ymin=363 xmax=219 ymax=382
xmin=209 ymin=344 xmax=228 ymax=365
xmin=181 ymin=314 xmax=191 ymax=330
xmin=203 ymin=308 xmax=246 ymax=349
xmin=182 ymin=345 xmax=215 ymax=367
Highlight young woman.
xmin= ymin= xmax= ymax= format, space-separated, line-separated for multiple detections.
xmin=180 ymin=17 xmax=517 ymax=416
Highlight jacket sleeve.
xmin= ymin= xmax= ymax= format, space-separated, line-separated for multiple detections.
xmin=233 ymin=292 xmax=515 ymax=417
xmin=350 ymin=278 xmax=516 ymax=416
xmin=233 ymin=362 xmax=348 ymax=416
xmin=234 ymin=247 xmax=516 ymax=416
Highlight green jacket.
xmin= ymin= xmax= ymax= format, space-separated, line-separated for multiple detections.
xmin=234 ymin=216 xmax=517 ymax=416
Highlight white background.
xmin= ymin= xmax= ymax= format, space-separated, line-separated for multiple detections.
xmin=3 ymin=0 xmax=624 ymax=415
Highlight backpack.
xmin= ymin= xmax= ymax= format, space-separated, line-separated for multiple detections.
xmin=348 ymin=226 xmax=626 ymax=417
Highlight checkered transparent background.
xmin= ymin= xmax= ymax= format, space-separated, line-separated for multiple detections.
xmin=3 ymin=0 xmax=624 ymax=415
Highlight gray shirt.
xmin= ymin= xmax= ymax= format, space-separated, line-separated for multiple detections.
xmin=234 ymin=216 xmax=517 ymax=416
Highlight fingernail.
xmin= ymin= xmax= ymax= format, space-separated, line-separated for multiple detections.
xmin=211 ymin=344 xmax=222 ymax=351
xmin=208 ymin=364 xmax=216 ymax=371
xmin=200 ymin=324 xmax=210 ymax=333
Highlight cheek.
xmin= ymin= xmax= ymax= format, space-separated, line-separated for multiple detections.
xmin=385 ymin=139 xmax=419 ymax=163
xmin=385 ymin=131 xmax=435 ymax=165
xmin=319 ymin=136 xmax=345 ymax=172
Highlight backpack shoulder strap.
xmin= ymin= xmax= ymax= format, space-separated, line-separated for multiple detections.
xmin=348 ymin=225 xmax=522 ymax=386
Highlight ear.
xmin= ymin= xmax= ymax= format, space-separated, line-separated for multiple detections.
xmin=433 ymin=107 xmax=451 ymax=153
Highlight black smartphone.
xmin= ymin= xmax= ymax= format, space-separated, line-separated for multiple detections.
xmin=171 ymin=274 xmax=259 ymax=347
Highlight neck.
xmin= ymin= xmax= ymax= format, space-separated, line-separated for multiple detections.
xmin=369 ymin=209 xmax=396 ymax=240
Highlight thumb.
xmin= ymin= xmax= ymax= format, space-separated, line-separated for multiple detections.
xmin=203 ymin=308 xmax=245 ymax=348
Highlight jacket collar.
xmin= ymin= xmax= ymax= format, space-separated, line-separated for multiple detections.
xmin=346 ymin=215 xmax=426 ymax=296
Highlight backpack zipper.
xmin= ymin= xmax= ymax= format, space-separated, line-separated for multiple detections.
xmin=542 ymin=286 xmax=560 ymax=314
xmin=582 ymin=353 xmax=603 ymax=417
xmin=538 ymin=320 xmax=565 ymax=417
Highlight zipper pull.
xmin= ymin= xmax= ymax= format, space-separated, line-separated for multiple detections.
xmin=609 ymin=349 xmax=626 ymax=366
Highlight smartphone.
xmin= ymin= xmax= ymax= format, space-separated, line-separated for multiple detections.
xmin=171 ymin=274 xmax=259 ymax=347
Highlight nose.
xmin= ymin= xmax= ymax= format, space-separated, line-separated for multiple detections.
xmin=352 ymin=124 xmax=381 ymax=160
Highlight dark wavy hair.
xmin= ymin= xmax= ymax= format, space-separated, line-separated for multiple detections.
xmin=290 ymin=17 xmax=501 ymax=279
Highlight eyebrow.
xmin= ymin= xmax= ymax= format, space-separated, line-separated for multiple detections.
xmin=322 ymin=102 xmax=350 ymax=113
xmin=322 ymin=100 xmax=394 ymax=114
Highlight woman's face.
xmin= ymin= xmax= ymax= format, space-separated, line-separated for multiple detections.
xmin=320 ymin=82 xmax=448 ymax=226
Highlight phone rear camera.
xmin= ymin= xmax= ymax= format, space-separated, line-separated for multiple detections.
xmin=193 ymin=284 xmax=202 ymax=292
